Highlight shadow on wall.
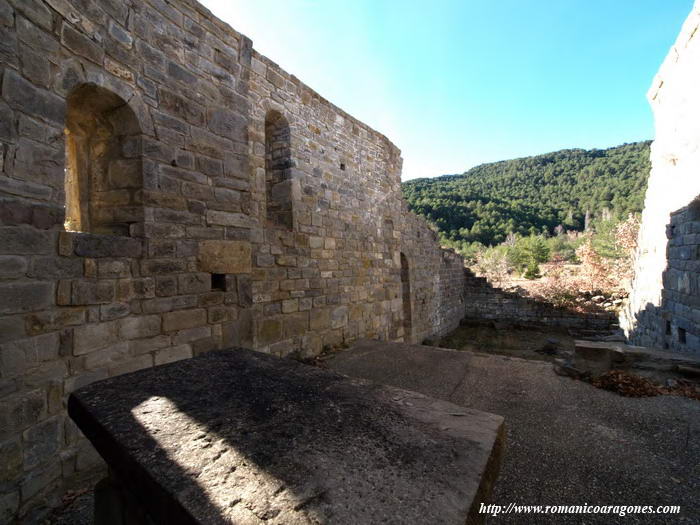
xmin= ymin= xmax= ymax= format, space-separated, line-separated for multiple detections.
xmin=626 ymin=195 xmax=700 ymax=352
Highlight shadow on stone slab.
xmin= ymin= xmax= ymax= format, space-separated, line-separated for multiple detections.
xmin=69 ymin=348 xmax=504 ymax=525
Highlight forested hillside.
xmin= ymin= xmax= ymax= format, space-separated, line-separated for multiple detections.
xmin=402 ymin=141 xmax=651 ymax=249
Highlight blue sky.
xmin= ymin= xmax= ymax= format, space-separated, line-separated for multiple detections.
xmin=200 ymin=0 xmax=692 ymax=180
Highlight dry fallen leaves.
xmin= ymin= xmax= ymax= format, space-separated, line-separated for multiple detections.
xmin=591 ymin=370 xmax=700 ymax=400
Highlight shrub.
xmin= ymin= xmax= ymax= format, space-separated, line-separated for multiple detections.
xmin=508 ymin=235 xmax=550 ymax=276
xmin=475 ymin=245 xmax=512 ymax=287
xmin=523 ymin=261 xmax=541 ymax=280
xmin=531 ymin=262 xmax=583 ymax=308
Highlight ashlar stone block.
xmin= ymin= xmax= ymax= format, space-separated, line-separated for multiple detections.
xmin=162 ymin=309 xmax=207 ymax=333
xmin=198 ymin=240 xmax=251 ymax=274
xmin=73 ymin=321 xmax=119 ymax=356
xmin=0 ymin=282 xmax=54 ymax=314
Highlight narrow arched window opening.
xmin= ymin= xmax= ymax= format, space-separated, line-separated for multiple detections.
xmin=65 ymin=84 xmax=143 ymax=235
xmin=265 ymin=110 xmax=293 ymax=229
xmin=400 ymin=253 xmax=412 ymax=336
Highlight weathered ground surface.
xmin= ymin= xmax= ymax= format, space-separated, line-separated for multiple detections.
xmin=436 ymin=322 xmax=578 ymax=362
xmin=439 ymin=323 xmax=700 ymax=393
xmin=327 ymin=340 xmax=700 ymax=524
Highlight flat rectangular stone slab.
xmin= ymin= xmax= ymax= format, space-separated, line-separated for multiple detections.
xmin=68 ymin=348 xmax=504 ymax=524
xmin=575 ymin=340 xmax=700 ymax=365
xmin=573 ymin=340 xmax=700 ymax=376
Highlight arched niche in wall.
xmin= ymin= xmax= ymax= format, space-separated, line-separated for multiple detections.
xmin=264 ymin=110 xmax=294 ymax=229
xmin=65 ymin=84 xmax=143 ymax=235
xmin=383 ymin=217 xmax=394 ymax=240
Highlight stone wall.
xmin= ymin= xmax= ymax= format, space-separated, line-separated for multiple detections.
xmin=620 ymin=3 xmax=700 ymax=353
xmin=245 ymin=53 xmax=469 ymax=355
xmin=0 ymin=0 xmax=471 ymax=521
xmin=462 ymin=270 xmax=616 ymax=331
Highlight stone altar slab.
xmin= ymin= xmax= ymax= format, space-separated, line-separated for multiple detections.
xmin=68 ymin=349 xmax=504 ymax=524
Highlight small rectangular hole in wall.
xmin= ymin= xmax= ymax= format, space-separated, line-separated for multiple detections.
xmin=211 ymin=273 xmax=226 ymax=291
xmin=666 ymin=321 xmax=672 ymax=335
xmin=340 ymin=162 xmax=346 ymax=171
xmin=678 ymin=327 xmax=686 ymax=344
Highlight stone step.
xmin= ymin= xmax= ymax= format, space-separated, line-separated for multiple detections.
xmin=572 ymin=339 xmax=700 ymax=377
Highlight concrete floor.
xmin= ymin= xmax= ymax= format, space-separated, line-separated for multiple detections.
xmin=327 ymin=340 xmax=700 ymax=524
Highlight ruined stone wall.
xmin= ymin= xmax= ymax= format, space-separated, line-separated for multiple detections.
xmin=0 ymin=0 xmax=469 ymax=520
xmin=462 ymin=270 xmax=616 ymax=330
xmin=621 ymin=3 xmax=700 ymax=353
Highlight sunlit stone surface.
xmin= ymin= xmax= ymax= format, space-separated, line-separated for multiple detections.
xmin=621 ymin=4 xmax=700 ymax=352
